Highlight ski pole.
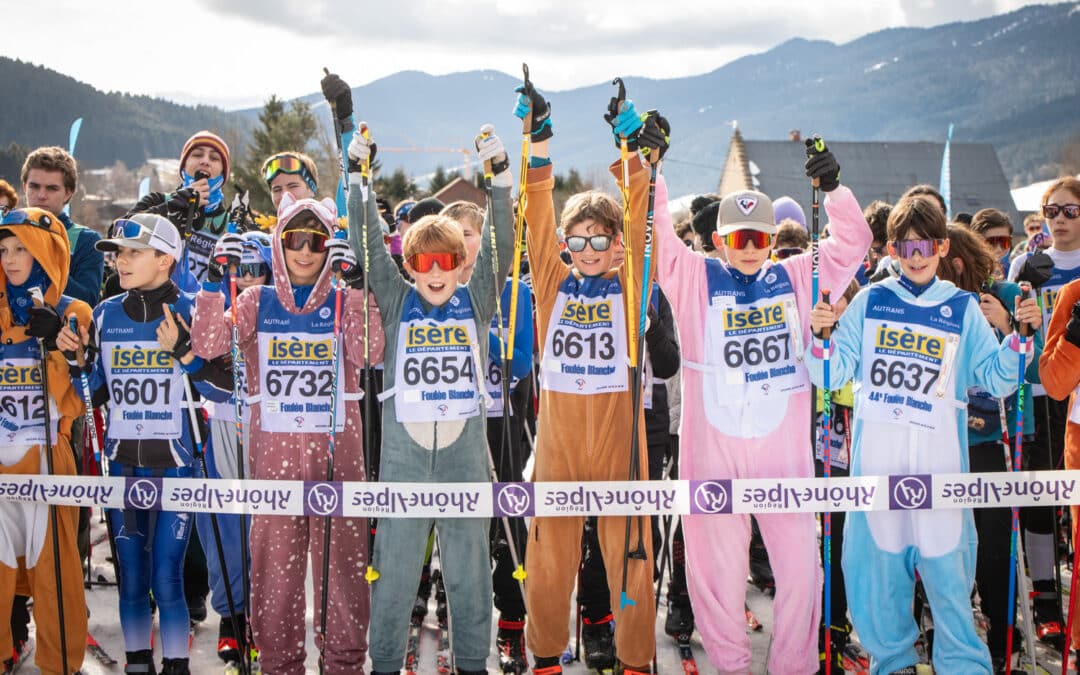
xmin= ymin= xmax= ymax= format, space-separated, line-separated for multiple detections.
xmin=36 ymin=331 xmax=69 ymax=675
xmin=808 ymin=135 xmax=824 ymax=484
xmin=68 ymin=315 xmax=121 ymax=588
xmin=218 ymin=197 xmax=254 ymax=675
xmin=357 ymin=123 xmax=377 ymax=485
xmin=1005 ymin=281 xmax=1033 ymax=674
xmin=611 ymin=77 xmax=649 ymax=612
xmin=478 ymin=125 xmax=528 ymax=596
xmin=318 ymin=250 xmax=346 ymax=675
xmin=820 ymin=289 xmax=833 ymax=675
xmin=1064 ymin=527 xmax=1080 ymax=675
xmin=179 ymin=368 xmax=248 ymax=675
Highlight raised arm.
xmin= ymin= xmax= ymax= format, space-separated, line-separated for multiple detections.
xmin=469 ymin=128 xmax=516 ymax=323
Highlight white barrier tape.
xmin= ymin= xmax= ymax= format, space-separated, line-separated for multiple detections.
xmin=0 ymin=471 xmax=1076 ymax=518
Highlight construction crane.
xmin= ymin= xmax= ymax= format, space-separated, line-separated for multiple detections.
xmin=378 ymin=147 xmax=473 ymax=180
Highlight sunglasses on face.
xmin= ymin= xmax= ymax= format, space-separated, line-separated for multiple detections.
xmin=565 ymin=235 xmax=613 ymax=253
xmin=722 ymin=230 xmax=772 ymax=249
xmin=983 ymin=235 xmax=1012 ymax=250
xmin=891 ymin=238 xmax=943 ymax=259
xmin=773 ymin=247 xmax=803 ymax=260
xmin=1043 ymin=203 xmax=1080 ymax=220
xmin=408 ymin=252 xmax=462 ymax=273
xmin=281 ymin=229 xmax=329 ymax=252
xmin=238 ymin=262 xmax=269 ymax=278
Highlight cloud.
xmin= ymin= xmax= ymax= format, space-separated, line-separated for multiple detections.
xmin=195 ymin=0 xmax=907 ymax=55
xmin=897 ymin=0 xmax=1033 ymax=25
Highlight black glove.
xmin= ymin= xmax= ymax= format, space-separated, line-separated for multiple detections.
xmin=320 ymin=72 xmax=354 ymax=121
xmin=804 ymin=135 xmax=840 ymax=192
xmin=170 ymin=312 xmax=193 ymax=361
xmin=514 ymin=82 xmax=553 ymax=142
xmin=166 ymin=187 xmax=199 ymax=214
xmin=207 ymin=259 xmax=225 ymax=284
xmin=27 ymin=303 xmax=62 ymax=348
xmin=638 ymin=111 xmax=670 ymax=162
xmin=63 ymin=324 xmax=98 ymax=378
xmin=1066 ymin=300 xmax=1080 ymax=349
xmin=1017 ymin=251 xmax=1054 ymax=289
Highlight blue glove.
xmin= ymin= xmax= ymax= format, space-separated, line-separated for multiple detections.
xmin=513 ymin=83 xmax=553 ymax=142
xmin=604 ymin=98 xmax=643 ymax=151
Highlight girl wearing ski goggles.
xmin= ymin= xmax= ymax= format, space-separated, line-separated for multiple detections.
xmin=281 ymin=228 xmax=330 ymax=253
xmin=889 ymin=238 xmax=944 ymax=259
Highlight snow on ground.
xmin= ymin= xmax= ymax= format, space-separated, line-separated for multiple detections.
xmin=11 ymin=514 xmax=1074 ymax=674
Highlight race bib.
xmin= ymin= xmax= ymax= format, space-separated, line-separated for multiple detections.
xmin=695 ymin=261 xmax=807 ymax=437
xmin=103 ymin=341 xmax=183 ymax=440
xmin=858 ymin=287 xmax=964 ymax=432
xmin=258 ymin=332 xmax=345 ymax=433
xmin=186 ymin=230 xmax=217 ymax=283
xmin=0 ymin=354 xmax=58 ymax=446
xmin=815 ymin=404 xmax=851 ymax=470
xmin=541 ymin=275 xmax=628 ymax=395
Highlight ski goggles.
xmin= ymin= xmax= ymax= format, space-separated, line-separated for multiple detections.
xmin=407 ymin=252 xmax=461 ymax=273
xmin=564 ymin=235 xmax=613 ymax=253
xmin=0 ymin=208 xmax=58 ymax=235
xmin=722 ymin=229 xmax=772 ymax=249
xmin=281 ymin=229 xmax=330 ymax=252
xmin=982 ymin=235 xmax=1012 ymax=250
xmin=891 ymin=238 xmax=943 ymax=259
xmin=773 ymin=247 xmax=803 ymax=260
xmin=1043 ymin=203 xmax=1080 ymax=220
xmin=237 ymin=262 xmax=269 ymax=278
xmin=264 ymin=154 xmax=317 ymax=192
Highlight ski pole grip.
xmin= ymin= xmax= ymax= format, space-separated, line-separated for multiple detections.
xmin=821 ymin=290 xmax=832 ymax=340
xmin=521 ymin=63 xmax=533 ymax=132
xmin=1018 ymin=281 xmax=1033 ymax=338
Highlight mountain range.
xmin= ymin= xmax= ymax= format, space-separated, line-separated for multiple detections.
xmin=2 ymin=2 xmax=1077 ymax=197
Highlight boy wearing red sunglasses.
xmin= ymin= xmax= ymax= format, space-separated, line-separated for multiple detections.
xmin=191 ymin=194 xmax=386 ymax=674
xmin=654 ymin=134 xmax=870 ymax=673
xmin=807 ymin=195 xmax=1040 ymax=672
xmin=345 ymin=127 xmax=514 ymax=675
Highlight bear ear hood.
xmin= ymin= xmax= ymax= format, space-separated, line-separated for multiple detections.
xmin=270 ymin=195 xmax=340 ymax=315
xmin=0 ymin=207 xmax=70 ymax=305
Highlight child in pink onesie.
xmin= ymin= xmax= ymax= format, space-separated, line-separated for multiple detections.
xmin=191 ymin=194 xmax=385 ymax=674
xmin=654 ymin=139 xmax=870 ymax=674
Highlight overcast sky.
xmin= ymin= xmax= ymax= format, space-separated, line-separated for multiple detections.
xmin=2 ymin=0 xmax=1041 ymax=110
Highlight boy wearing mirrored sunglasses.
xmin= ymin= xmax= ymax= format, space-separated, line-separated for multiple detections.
xmin=57 ymin=212 xmax=233 ymax=674
xmin=654 ymin=134 xmax=870 ymax=673
xmin=191 ymin=194 xmax=385 ymax=674
xmin=346 ymin=126 xmax=513 ymax=675
xmin=806 ymin=194 xmax=1040 ymax=673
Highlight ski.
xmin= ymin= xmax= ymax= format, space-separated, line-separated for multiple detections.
xmin=436 ymin=619 xmax=452 ymax=675
xmin=675 ymin=633 xmax=698 ymax=675
xmin=404 ymin=616 xmax=423 ymax=675
xmin=86 ymin=631 xmax=117 ymax=666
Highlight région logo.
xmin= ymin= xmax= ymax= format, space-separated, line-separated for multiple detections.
xmin=127 ymin=479 xmax=159 ymax=510
xmin=693 ymin=481 xmax=729 ymax=514
xmin=891 ymin=475 xmax=929 ymax=510
xmin=306 ymin=483 xmax=339 ymax=516
xmin=496 ymin=484 xmax=532 ymax=517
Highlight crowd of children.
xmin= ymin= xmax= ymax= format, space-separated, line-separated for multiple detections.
xmin=2 ymin=69 xmax=1080 ymax=675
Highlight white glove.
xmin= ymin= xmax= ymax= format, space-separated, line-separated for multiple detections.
xmin=213 ymin=232 xmax=244 ymax=267
xmin=475 ymin=124 xmax=511 ymax=188
xmin=325 ymin=236 xmax=357 ymax=275
xmin=348 ymin=127 xmax=374 ymax=184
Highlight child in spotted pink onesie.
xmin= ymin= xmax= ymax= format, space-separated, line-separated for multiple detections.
xmin=191 ymin=194 xmax=384 ymax=674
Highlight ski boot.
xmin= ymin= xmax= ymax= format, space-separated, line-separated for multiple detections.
xmin=161 ymin=657 xmax=190 ymax=675
xmin=124 ymin=650 xmax=157 ymax=675
xmin=1032 ymin=579 xmax=1066 ymax=651
xmin=581 ymin=615 xmax=616 ymax=674
xmin=497 ymin=618 xmax=529 ymax=674
xmin=533 ymin=655 xmax=563 ymax=675
xmin=619 ymin=667 xmax=651 ymax=675
xmin=664 ymin=602 xmax=694 ymax=638
xmin=217 ymin=613 xmax=246 ymax=664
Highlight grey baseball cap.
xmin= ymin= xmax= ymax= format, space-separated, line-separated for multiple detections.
xmin=97 ymin=213 xmax=183 ymax=259
xmin=717 ymin=190 xmax=776 ymax=237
